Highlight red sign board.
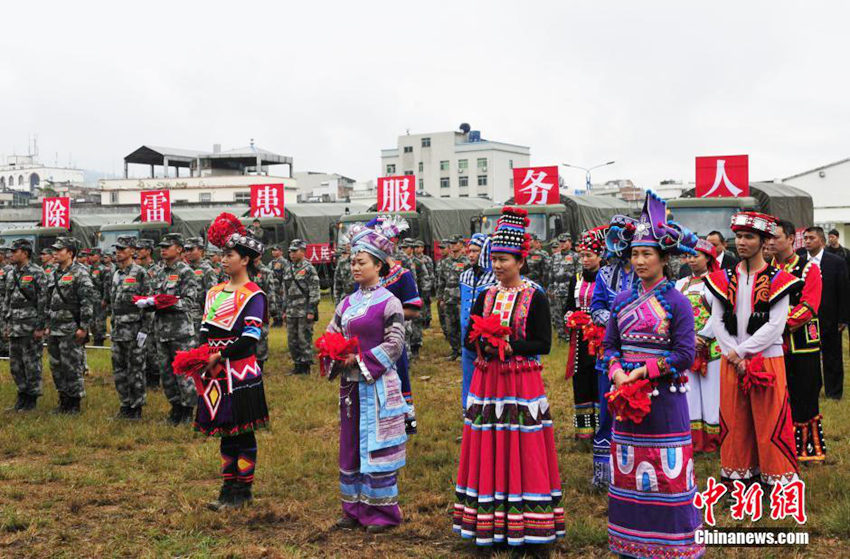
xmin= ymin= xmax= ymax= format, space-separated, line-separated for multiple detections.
xmin=250 ymin=183 xmax=285 ymax=218
xmin=695 ymin=155 xmax=749 ymax=198
xmin=513 ymin=166 xmax=560 ymax=205
xmin=140 ymin=190 xmax=171 ymax=223
xmin=377 ymin=176 xmax=416 ymax=212
xmin=42 ymin=197 xmax=70 ymax=229
xmin=305 ymin=243 xmax=333 ymax=264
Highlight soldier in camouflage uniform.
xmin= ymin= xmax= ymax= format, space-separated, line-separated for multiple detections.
xmin=436 ymin=238 xmax=450 ymax=342
xmin=251 ymin=255 xmax=278 ymax=372
xmin=134 ymin=239 xmax=162 ymax=390
xmin=437 ymin=235 xmax=469 ymax=360
xmin=184 ymin=237 xmax=219 ymax=328
xmin=402 ymin=239 xmax=429 ymax=359
xmin=281 ymin=239 xmax=320 ymax=375
xmin=45 ymin=237 xmax=95 ymax=414
xmin=87 ymin=248 xmax=109 ymax=346
xmin=332 ymin=243 xmax=355 ymax=305
xmin=40 ymin=247 xmax=56 ymax=275
xmin=269 ymin=245 xmax=288 ymax=326
xmin=549 ymin=233 xmax=580 ymax=340
xmin=525 ymin=234 xmax=551 ymax=289
xmin=109 ymin=236 xmax=150 ymax=419
xmin=413 ymin=239 xmax=434 ymax=328
xmin=0 ymin=249 xmax=11 ymax=358
xmin=4 ymin=239 xmax=48 ymax=411
xmin=145 ymin=233 xmax=201 ymax=424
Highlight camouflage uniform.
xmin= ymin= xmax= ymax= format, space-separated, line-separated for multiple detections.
xmin=525 ymin=248 xmax=551 ymax=289
xmin=87 ymin=256 xmax=109 ymax=345
xmin=435 ymin=241 xmax=450 ymax=341
xmin=4 ymin=244 xmax=48 ymax=409
xmin=281 ymin=240 xmax=320 ymax=373
xmin=414 ymin=242 xmax=435 ymax=328
xmin=270 ymin=252 xmax=289 ymax=325
xmin=0 ymin=260 xmax=10 ymax=357
xmin=46 ymin=240 xmax=95 ymax=410
xmin=404 ymin=241 xmax=429 ymax=355
xmin=251 ymin=261 xmax=279 ymax=368
xmin=186 ymin=247 xmax=219 ymax=327
xmin=332 ymin=253 xmax=355 ymax=305
xmin=437 ymin=248 xmax=469 ymax=356
xmin=549 ymin=249 xmax=580 ymax=340
xmin=109 ymin=237 xmax=150 ymax=414
xmin=152 ymin=235 xmax=201 ymax=413
xmin=138 ymin=253 xmax=162 ymax=389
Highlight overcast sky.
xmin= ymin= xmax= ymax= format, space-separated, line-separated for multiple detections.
xmin=2 ymin=1 xmax=849 ymax=189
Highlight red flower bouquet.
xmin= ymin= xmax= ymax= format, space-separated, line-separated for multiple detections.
xmin=315 ymin=332 xmax=361 ymax=377
xmin=605 ymin=378 xmax=653 ymax=424
xmin=467 ymin=314 xmax=513 ymax=360
xmin=565 ymin=310 xmax=591 ymax=330
xmin=172 ymin=344 xmax=213 ymax=393
xmin=739 ymin=354 xmax=775 ymax=394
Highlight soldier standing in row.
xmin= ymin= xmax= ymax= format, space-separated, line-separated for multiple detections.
xmin=110 ymin=236 xmax=150 ymax=419
xmin=46 ymin=238 xmax=95 ymax=414
xmin=87 ymin=248 xmax=109 ymax=346
xmin=281 ymin=239 xmax=320 ymax=375
xmin=413 ymin=239 xmax=434 ymax=328
xmin=437 ymin=235 xmax=469 ymax=360
xmin=403 ymin=239 xmax=430 ymax=360
xmin=549 ymin=233 xmax=580 ymax=341
xmin=145 ymin=233 xmax=200 ymax=424
xmin=4 ymin=239 xmax=48 ymax=411
xmin=525 ymin=234 xmax=551 ymax=287
xmin=332 ymin=243 xmax=355 ymax=306
xmin=436 ymin=239 xmax=450 ymax=343
xmin=0 ymin=249 xmax=11 ymax=358
xmin=40 ymin=247 xmax=56 ymax=274
xmin=269 ymin=245 xmax=288 ymax=326
xmin=134 ymin=239 xmax=161 ymax=390
xmin=251 ymin=254 xmax=278 ymax=373
xmin=184 ymin=237 xmax=219 ymax=328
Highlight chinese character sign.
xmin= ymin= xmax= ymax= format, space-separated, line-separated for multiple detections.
xmin=513 ymin=166 xmax=560 ymax=205
xmin=250 ymin=183 xmax=285 ymax=218
xmin=42 ymin=197 xmax=70 ymax=229
xmin=695 ymin=155 xmax=749 ymax=198
xmin=377 ymin=176 xmax=416 ymax=212
xmin=140 ymin=190 xmax=171 ymax=223
xmin=305 ymin=243 xmax=333 ymax=264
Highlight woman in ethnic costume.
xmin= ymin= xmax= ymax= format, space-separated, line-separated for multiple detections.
xmin=454 ymin=206 xmax=564 ymax=547
xmin=602 ymin=191 xmax=704 ymax=559
xmin=564 ymin=226 xmax=606 ymax=441
xmin=675 ymin=238 xmax=722 ymax=453
xmin=324 ymin=219 xmax=409 ymax=533
xmin=198 ymin=213 xmax=270 ymax=510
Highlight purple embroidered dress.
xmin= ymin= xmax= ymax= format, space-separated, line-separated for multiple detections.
xmin=325 ymin=284 xmax=409 ymax=526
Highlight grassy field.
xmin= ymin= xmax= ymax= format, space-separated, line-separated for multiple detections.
xmin=0 ymin=295 xmax=848 ymax=558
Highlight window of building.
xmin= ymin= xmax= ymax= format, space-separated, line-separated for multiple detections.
xmin=110 ymin=191 xmax=119 ymax=204
xmin=458 ymin=159 xmax=468 ymax=171
xmin=440 ymin=177 xmax=450 ymax=189
xmin=459 ymin=193 xmax=468 ymax=198
xmin=418 ymin=162 xmax=423 ymax=173
xmin=418 ymin=179 xmax=424 ymax=190
xmin=199 ymin=192 xmax=212 ymax=203
xmin=459 ymin=176 xmax=469 ymax=188
xmin=404 ymin=170 xmax=413 ymax=176
xmin=386 ymin=164 xmax=396 ymax=174
xmin=477 ymin=175 xmax=488 ymax=186
xmin=0 ymin=177 xmax=5 ymax=188
xmin=509 ymin=159 xmax=513 ymax=169
xmin=421 ymin=137 xmax=431 ymax=147
xmin=235 ymin=192 xmax=251 ymax=203
xmin=441 ymin=193 xmax=450 ymax=198
xmin=440 ymin=160 xmax=449 ymax=171
xmin=403 ymin=146 xmax=413 ymax=153
xmin=29 ymin=173 xmax=39 ymax=188
xmin=477 ymin=158 xmax=488 ymax=170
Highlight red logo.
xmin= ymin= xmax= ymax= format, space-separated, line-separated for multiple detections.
xmin=513 ymin=166 xmax=559 ymax=205
xmin=695 ymin=155 xmax=749 ymax=198
xmin=250 ymin=184 xmax=285 ymax=218
xmin=42 ymin=197 xmax=70 ymax=229
xmin=377 ymin=176 xmax=416 ymax=212
xmin=305 ymin=243 xmax=333 ymax=264
xmin=140 ymin=190 xmax=172 ymax=223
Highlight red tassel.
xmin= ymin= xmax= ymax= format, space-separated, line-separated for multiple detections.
xmin=739 ymin=354 xmax=775 ymax=394
xmin=605 ymin=378 xmax=653 ymax=424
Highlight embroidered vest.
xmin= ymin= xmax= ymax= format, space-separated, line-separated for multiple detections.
xmin=778 ymin=254 xmax=821 ymax=353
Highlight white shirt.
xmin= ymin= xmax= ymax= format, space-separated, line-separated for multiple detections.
xmin=809 ymin=248 xmax=824 ymax=267
xmin=705 ymin=266 xmax=790 ymax=359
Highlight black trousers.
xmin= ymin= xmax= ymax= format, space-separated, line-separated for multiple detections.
xmin=785 ymin=352 xmax=822 ymax=422
xmin=821 ymin=328 xmax=843 ymax=399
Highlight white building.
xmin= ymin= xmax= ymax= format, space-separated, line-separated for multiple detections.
xmin=0 ymin=153 xmax=85 ymax=191
xmin=349 ymin=180 xmax=377 ymax=201
xmin=293 ymin=171 xmax=355 ymax=202
xmin=784 ymin=158 xmax=850 ymax=239
xmin=380 ymin=127 xmax=530 ymax=203
xmin=100 ymin=143 xmax=296 ymax=206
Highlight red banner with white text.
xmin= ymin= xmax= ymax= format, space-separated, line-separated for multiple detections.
xmin=42 ymin=197 xmax=70 ymax=229
xmin=140 ymin=190 xmax=172 ymax=223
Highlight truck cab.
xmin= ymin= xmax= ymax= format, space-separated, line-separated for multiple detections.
xmin=666 ymin=197 xmax=758 ymax=241
xmin=476 ymin=204 xmax=566 ymax=242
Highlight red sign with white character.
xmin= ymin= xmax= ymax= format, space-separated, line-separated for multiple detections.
xmin=250 ymin=183 xmax=285 ymax=218
xmin=513 ymin=166 xmax=560 ymax=205
xmin=377 ymin=176 xmax=416 ymax=212
xmin=305 ymin=243 xmax=333 ymax=264
xmin=42 ymin=197 xmax=70 ymax=229
xmin=140 ymin=190 xmax=171 ymax=223
xmin=695 ymin=155 xmax=749 ymax=198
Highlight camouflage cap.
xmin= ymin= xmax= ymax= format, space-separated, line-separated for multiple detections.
xmin=183 ymin=237 xmax=205 ymax=250
xmin=89 ymin=247 xmax=102 ymax=256
xmin=79 ymin=248 xmax=92 ymax=256
xmin=51 ymin=237 xmax=80 ymax=251
xmin=10 ymin=238 xmax=33 ymax=253
xmin=158 ymin=233 xmax=184 ymax=248
xmin=450 ymin=235 xmax=465 ymax=244
xmin=557 ymin=233 xmax=572 ymax=242
xmin=40 ymin=246 xmax=54 ymax=255
xmin=413 ymin=239 xmax=425 ymax=248
xmin=113 ymin=235 xmax=136 ymax=249
xmin=134 ymin=238 xmax=155 ymax=250
xmin=289 ymin=238 xmax=307 ymax=251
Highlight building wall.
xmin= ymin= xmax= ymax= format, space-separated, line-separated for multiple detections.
xmin=381 ymin=131 xmax=529 ymax=203
xmin=99 ymin=175 xmax=297 ymax=206
xmin=784 ymin=162 xmax=850 ymax=238
xmin=0 ymin=166 xmax=85 ymax=190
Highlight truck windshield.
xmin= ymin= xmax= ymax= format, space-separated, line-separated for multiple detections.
xmin=100 ymin=230 xmax=138 ymax=251
xmin=0 ymin=232 xmax=36 ymax=246
xmin=672 ymin=207 xmax=737 ymax=239
xmin=481 ymin=213 xmax=546 ymax=239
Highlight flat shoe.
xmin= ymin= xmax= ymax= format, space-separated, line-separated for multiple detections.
xmin=335 ymin=516 xmax=359 ymax=529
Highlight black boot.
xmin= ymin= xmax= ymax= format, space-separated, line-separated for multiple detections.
xmin=65 ymin=397 xmax=81 ymax=415
xmin=117 ymin=406 xmax=133 ymax=419
xmin=53 ymin=394 xmax=69 ymax=414
xmin=130 ymin=406 xmax=142 ymax=420
xmin=207 ymin=480 xmax=237 ymax=511
xmin=94 ymin=338 xmax=105 ymax=347
xmin=167 ymin=403 xmax=182 ymax=425
xmin=180 ymin=406 xmax=195 ymax=424
xmin=12 ymin=393 xmax=26 ymax=412
xmin=22 ymin=394 xmax=37 ymax=411
xmin=227 ymin=482 xmax=253 ymax=508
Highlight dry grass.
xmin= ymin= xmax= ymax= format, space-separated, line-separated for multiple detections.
xmin=0 ymin=296 xmax=848 ymax=558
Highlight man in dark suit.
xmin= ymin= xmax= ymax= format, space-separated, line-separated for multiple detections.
xmin=805 ymin=226 xmax=850 ymax=399
xmin=826 ymin=228 xmax=850 ymax=273
xmin=707 ymin=230 xmax=739 ymax=271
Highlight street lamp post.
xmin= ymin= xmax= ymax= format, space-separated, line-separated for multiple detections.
xmin=562 ymin=161 xmax=616 ymax=193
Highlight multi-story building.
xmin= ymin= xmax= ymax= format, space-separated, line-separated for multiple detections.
xmin=293 ymin=171 xmax=356 ymax=202
xmin=99 ymin=142 xmax=295 ymax=206
xmin=380 ymin=127 xmax=530 ymax=203
xmin=783 ymin=158 xmax=850 ymax=238
xmin=0 ymin=153 xmax=85 ymax=191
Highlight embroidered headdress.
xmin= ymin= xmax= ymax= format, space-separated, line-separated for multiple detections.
xmin=490 ymin=206 xmax=531 ymax=258
xmin=208 ymin=213 xmax=264 ymax=258
xmin=694 ymin=238 xmax=718 ymax=272
xmin=605 ymin=190 xmax=698 ymax=256
xmin=578 ymin=226 xmax=608 ymax=256
xmin=730 ymin=211 xmax=778 ymax=238
xmin=348 ymin=214 xmax=408 ymax=263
